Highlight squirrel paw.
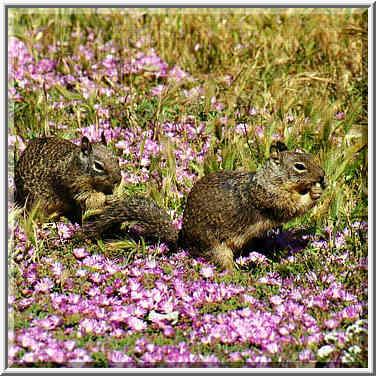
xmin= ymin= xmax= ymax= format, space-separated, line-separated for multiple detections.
xmin=208 ymin=244 xmax=236 ymax=274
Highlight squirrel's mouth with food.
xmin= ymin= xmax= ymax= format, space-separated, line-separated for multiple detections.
xmin=298 ymin=177 xmax=326 ymax=201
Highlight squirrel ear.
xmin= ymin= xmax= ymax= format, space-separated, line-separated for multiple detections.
xmin=270 ymin=141 xmax=287 ymax=160
xmin=101 ymin=132 xmax=107 ymax=146
xmin=81 ymin=136 xmax=92 ymax=155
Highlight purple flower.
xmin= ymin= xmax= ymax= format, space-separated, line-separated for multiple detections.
xmin=56 ymin=223 xmax=73 ymax=239
xmin=73 ymin=247 xmax=88 ymax=259
xmin=264 ymin=342 xmax=279 ymax=354
xmin=79 ymin=318 xmax=97 ymax=334
xmin=269 ymin=295 xmax=283 ymax=305
xmin=200 ymin=266 xmax=214 ymax=279
xmin=298 ymin=349 xmax=314 ymax=361
xmin=335 ymin=111 xmax=344 ymax=119
xmin=255 ymin=126 xmax=264 ymax=139
xmin=229 ymin=352 xmax=242 ymax=362
xmin=107 ymin=350 xmax=133 ymax=366
xmin=168 ymin=66 xmax=190 ymax=82
xmin=285 ymin=115 xmax=295 ymax=123
xmin=34 ymin=277 xmax=54 ymax=293
xmin=45 ymin=347 xmax=66 ymax=363
xmin=63 ymin=340 xmax=76 ymax=352
xmin=89 ymin=272 xmax=103 ymax=284
xmin=324 ymin=318 xmax=340 ymax=329
xmin=17 ymin=333 xmax=37 ymax=349
xmin=150 ymin=84 xmax=167 ymax=97
xmin=127 ymin=317 xmax=147 ymax=331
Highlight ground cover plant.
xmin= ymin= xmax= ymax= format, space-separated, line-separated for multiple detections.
xmin=8 ymin=7 xmax=368 ymax=368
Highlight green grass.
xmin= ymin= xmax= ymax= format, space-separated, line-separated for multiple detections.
xmin=8 ymin=7 xmax=368 ymax=368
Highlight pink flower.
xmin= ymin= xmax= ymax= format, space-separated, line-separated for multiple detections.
xmin=150 ymin=84 xmax=167 ymax=97
xmin=45 ymin=347 xmax=66 ymax=363
xmin=64 ymin=340 xmax=76 ymax=352
xmin=73 ymin=247 xmax=88 ymax=259
xmin=324 ymin=318 xmax=339 ymax=329
xmin=269 ymin=295 xmax=283 ymax=305
xmin=200 ymin=266 xmax=214 ymax=279
xmin=255 ymin=126 xmax=264 ymax=139
xmin=21 ymin=352 xmax=36 ymax=363
xmin=285 ymin=115 xmax=295 ymax=122
xmin=264 ymin=342 xmax=279 ymax=354
xmin=229 ymin=352 xmax=242 ymax=362
xmin=278 ymin=326 xmax=289 ymax=336
xmin=168 ymin=66 xmax=190 ymax=82
xmin=109 ymin=307 xmax=130 ymax=323
xmin=298 ymin=349 xmax=314 ymax=361
xmin=335 ymin=111 xmax=344 ymax=119
xmin=79 ymin=318 xmax=97 ymax=334
xmin=8 ymin=345 xmax=21 ymax=359
xmin=51 ymin=262 xmax=63 ymax=278
xmin=17 ymin=333 xmax=36 ymax=348
xmin=34 ymin=278 xmax=54 ymax=293
xmin=107 ymin=350 xmax=133 ymax=364
xmin=163 ymin=325 xmax=175 ymax=337
xmin=89 ymin=272 xmax=103 ymax=284
xmin=159 ymin=297 xmax=175 ymax=314
xmin=87 ymin=286 xmax=101 ymax=297
xmin=127 ymin=317 xmax=147 ymax=331
xmin=56 ymin=223 xmax=73 ymax=239
xmin=242 ymin=294 xmax=257 ymax=305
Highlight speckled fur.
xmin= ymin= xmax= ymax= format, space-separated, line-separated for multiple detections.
xmin=14 ymin=136 xmax=121 ymax=222
xmin=83 ymin=195 xmax=179 ymax=246
xmin=82 ymin=143 xmax=325 ymax=272
xmin=179 ymin=145 xmax=325 ymax=271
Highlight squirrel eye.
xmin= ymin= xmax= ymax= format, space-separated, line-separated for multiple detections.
xmin=294 ymin=162 xmax=307 ymax=171
xmin=93 ymin=161 xmax=105 ymax=172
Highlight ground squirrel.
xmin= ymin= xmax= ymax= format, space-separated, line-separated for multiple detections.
xmin=14 ymin=133 xmax=121 ymax=223
xmin=83 ymin=141 xmax=325 ymax=272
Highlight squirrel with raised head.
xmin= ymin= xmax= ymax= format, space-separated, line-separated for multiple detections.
xmin=83 ymin=141 xmax=326 ymax=272
xmin=14 ymin=133 xmax=121 ymax=223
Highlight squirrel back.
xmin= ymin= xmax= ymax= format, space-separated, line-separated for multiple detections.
xmin=14 ymin=133 xmax=121 ymax=222
xmin=82 ymin=142 xmax=325 ymax=272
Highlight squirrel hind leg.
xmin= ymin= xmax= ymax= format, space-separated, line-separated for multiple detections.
xmin=207 ymin=243 xmax=235 ymax=273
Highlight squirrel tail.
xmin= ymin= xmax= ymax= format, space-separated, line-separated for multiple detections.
xmin=82 ymin=196 xmax=179 ymax=248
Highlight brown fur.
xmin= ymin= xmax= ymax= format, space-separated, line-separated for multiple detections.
xmin=179 ymin=145 xmax=325 ymax=271
xmin=83 ymin=142 xmax=325 ymax=272
xmin=14 ymin=135 xmax=121 ymax=222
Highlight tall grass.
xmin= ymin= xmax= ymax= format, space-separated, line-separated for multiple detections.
xmin=8 ymin=7 xmax=368 ymax=368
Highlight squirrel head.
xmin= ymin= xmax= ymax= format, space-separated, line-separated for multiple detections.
xmin=251 ymin=142 xmax=326 ymax=218
xmin=79 ymin=133 xmax=121 ymax=194
xmin=267 ymin=141 xmax=326 ymax=201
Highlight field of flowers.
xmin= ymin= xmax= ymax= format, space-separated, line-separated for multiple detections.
xmin=7 ymin=8 xmax=368 ymax=368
